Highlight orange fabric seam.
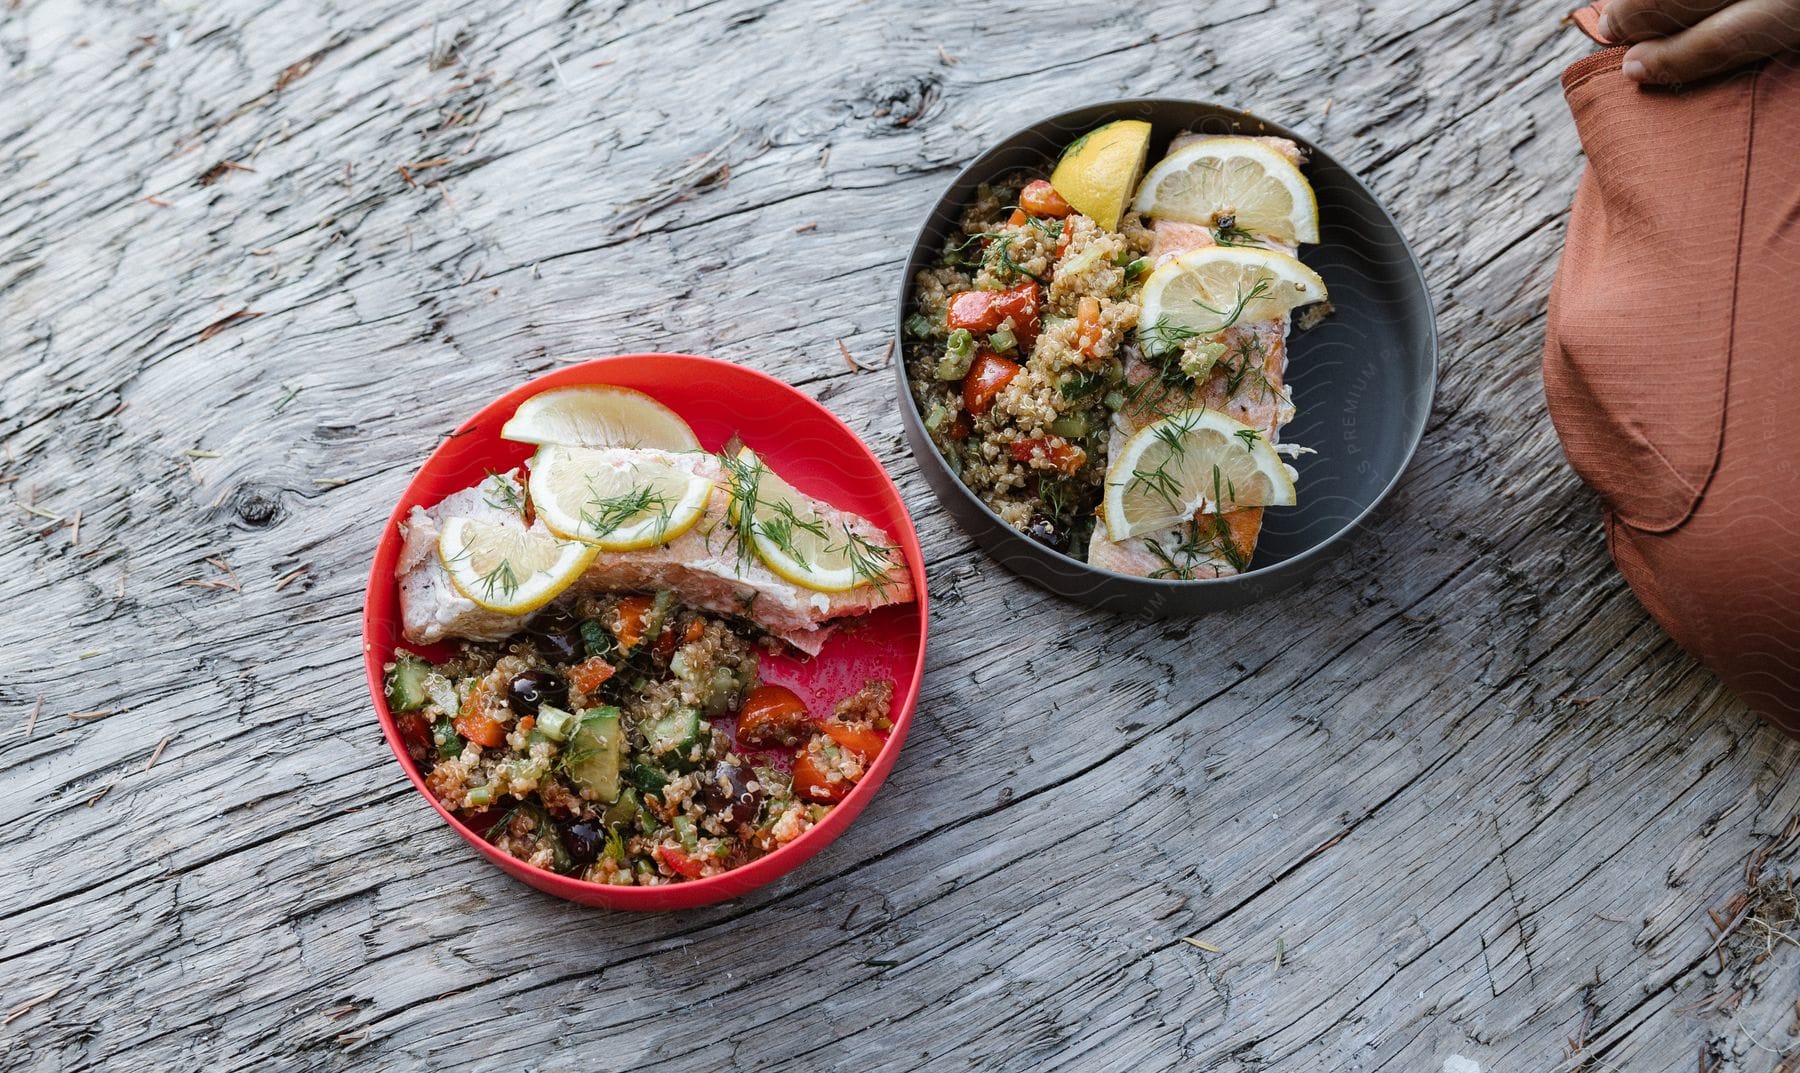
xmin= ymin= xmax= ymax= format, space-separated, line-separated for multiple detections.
xmin=1612 ymin=66 xmax=1759 ymax=535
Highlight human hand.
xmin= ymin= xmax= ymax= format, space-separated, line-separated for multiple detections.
xmin=1598 ymin=0 xmax=1800 ymax=83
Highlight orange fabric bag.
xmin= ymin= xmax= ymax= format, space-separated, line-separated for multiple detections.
xmin=1543 ymin=9 xmax=1800 ymax=729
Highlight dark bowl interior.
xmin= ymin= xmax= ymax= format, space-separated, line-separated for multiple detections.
xmin=894 ymin=99 xmax=1437 ymax=615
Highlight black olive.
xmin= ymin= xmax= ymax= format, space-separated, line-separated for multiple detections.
xmin=1024 ymin=513 xmax=1058 ymax=547
xmin=700 ymin=762 xmax=762 ymax=829
xmin=506 ymin=670 xmax=568 ymax=715
xmin=559 ymin=819 xmax=603 ymax=866
xmin=528 ymin=607 xmax=584 ymax=663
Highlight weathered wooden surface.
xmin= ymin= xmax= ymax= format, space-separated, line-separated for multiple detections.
xmin=4 ymin=1 xmax=1797 ymax=1070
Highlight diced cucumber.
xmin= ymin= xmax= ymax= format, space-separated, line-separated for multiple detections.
xmin=672 ymin=815 xmax=699 ymax=853
xmin=625 ymin=764 xmax=668 ymax=798
xmin=564 ymin=706 xmax=624 ymax=802
xmin=603 ymin=788 xmax=641 ymax=829
xmin=433 ymin=716 xmax=462 ymax=760
xmin=535 ymin=705 xmax=576 ymax=742
xmin=1051 ymin=414 xmax=1089 ymax=440
xmin=466 ymin=784 xmax=496 ymax=807
xmin=580 ymin=619 xmax=615 ymax=660
xmin=385 ymin=652 xmax=433 ymax=712
xmin=641 ymin=591 xmax=676 ymax=650
xmin=646 ymin=707 xmax=704 ymax=769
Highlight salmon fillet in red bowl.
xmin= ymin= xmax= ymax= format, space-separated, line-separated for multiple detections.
xmin=362 ymin=354 xmax=928 ymax=910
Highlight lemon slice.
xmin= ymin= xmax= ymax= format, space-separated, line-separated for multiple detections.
xmin=1103 ymin=408 xmax=1296 ymax=542
xmin=1132 ymin=136 xmax=1320 ymax=245
xmin=500 ymin=385 xmax=701 ymax=451
xmin=1049 ymin=119 xmax=1152 ymax=232
xmin=527 ymin=445 xmax=712 ymax=551
xmin=438 ymin=516 xmax=597 ymax=614
xmin=1138 ymin=246 xmax=1327 ymax=342
xmin=727 ymin=447 xmax=892 ymax=593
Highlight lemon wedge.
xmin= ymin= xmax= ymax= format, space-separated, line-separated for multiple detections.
xmin=438 ymin=516 xmax=597 ymax=614
xmin=1049 ymin=119 xmax=1152 ymax=232
xmin=1102 ymin=408 xmax=1296 ymax=542
xmin=1132 ymin=136 xmax=1320 ymax=245
xmin=1137 ymin=246 xmax=1327 ymax=345
xmin=500 ymin=385 xmax=701 ymax=451
xmin=527 ymin=445 xmax=712 ymax=551
xmin=726 ymin=447 xmax=894 ymax=593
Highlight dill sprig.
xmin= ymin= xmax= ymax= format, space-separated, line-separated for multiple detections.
xmin=1192 ymin=276 xmax=1272 ymax=333
xmin=1234 ymin=428 xmax=1260 ymax=452
xmin=830 ymin=525 xmax=896 ymax=595
xmin=478 ymin=557 xmax=522 ymax=600
xmin=717 ymin=449 xmax=763 ymax=574
xmin=1207 ymin=465 xmax=1251 ymax=573
xmin=1144 ymin=522 xmax=1213 ymax=580
xmin=482 ymin=470 xmax=528 ymax=517
xmin=758 ymin=498 xmax=830 ymax=570
xmin=1127 ymin=411 xmax=1201 ymax=514
xmin=1213 ymin=219 xmax=1259 ymax=247
xmin=580 ymin=477 xmax=671 ymax=540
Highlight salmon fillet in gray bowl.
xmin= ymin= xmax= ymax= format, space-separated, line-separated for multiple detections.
xmin=895 ymin=98 xmax=1436 ymax=615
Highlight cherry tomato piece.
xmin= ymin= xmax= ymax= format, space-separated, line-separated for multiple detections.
xmin=962 ymin=351 xmax=1021 ymax=417
xmin=736 ymin=685 xmax=814 ymax=749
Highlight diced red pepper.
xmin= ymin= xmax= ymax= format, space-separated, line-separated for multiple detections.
xmin=946 ymin=281 xmax=1040 ymax=350
xmin=1020 ymin=179 xmax=1072 ymax=218
xmin=822 ymin=720 xmax=885 ymax=763
xmin=736 ymin=685 xmax=814 ymax=749
xmin=1076 ymin=295 xmax=1103 ymax=357
xmin=567 ymin=656 xmax=616 ymax=696
xmin=452 ymin=682 xmax=508 ymax=748
xmin=1009 ymin=436 xmax=1088 ymax=475
xmin=683 ymin=619 xmax=705 ymax=644
xmin=612 ymin=595 xmax=654 ymax=651
xmin=962 ymin=351 xmax=1021 ymax=417
xmin=655 ymin=843 xmax=706 ymax=879
xmin=454 ymin=711 xmax=507 ymax=749
xmin=1056 ymin=217 xmax=1076 ymax=260
xmin=792 ymin=749 xmax=852 ymax=804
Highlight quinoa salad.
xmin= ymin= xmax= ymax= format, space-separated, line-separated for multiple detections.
xmin=385 ymin=591 xmax=896 ymax=885
xmin=905 ymin=122 xmax=1330 ymax=578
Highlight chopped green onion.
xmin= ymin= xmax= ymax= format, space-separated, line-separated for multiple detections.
xmin=1123 ymin=257 xmax=1152 ymax=286
xmin=924 ymin=403 xmax=950 ymax=432
xmin=1051 ymin=414 xmax=1089 ymax=439
xmin=988 ymin=327 xmax=1017 ymax=354
xmin=466 ymin=784 xmax=495 ymax=807
xmin=903 ymin=312 xmax=935 ymax=338
xmin=936 ymin=329 xmax=976 ymax=380
xmin=535 ymin=705 xmax=575 ymax=742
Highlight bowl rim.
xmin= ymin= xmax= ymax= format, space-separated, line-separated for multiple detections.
xmin=361 ymin=353 xmax=930 ymax=910
xmin=891 ymin=96 xmax=1438 ymax=592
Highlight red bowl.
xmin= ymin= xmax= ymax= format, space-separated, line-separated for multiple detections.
xmin=361 ymin=354 xmax=929 ymax=910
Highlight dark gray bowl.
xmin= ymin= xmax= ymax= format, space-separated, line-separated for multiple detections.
xmin=894 ymin=99 xmax=1437 ymax=615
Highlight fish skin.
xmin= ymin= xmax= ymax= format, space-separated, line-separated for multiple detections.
xmin=397 ymin=454 xmax=913 ymax=656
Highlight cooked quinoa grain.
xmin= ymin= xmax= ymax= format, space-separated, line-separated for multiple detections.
xmin=384 ymin=591 xmax=896 ymax=885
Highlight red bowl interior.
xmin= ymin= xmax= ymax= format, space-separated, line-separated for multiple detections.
xmin=361 ymin=354 xmax=929 ymax=910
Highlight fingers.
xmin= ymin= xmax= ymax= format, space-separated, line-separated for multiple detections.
xmin=1599 ymin=0 xmax=1738 ymax=42
xmin=1621 ymin=0 xmax=1800 ymax=82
